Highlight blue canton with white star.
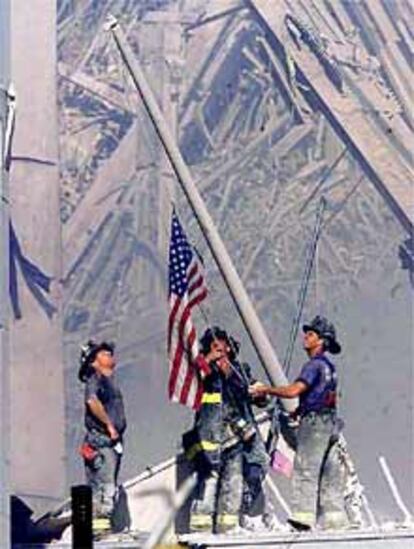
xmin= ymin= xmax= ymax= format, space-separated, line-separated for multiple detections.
xmin=169 ymin=212 xmax=194 ymax=298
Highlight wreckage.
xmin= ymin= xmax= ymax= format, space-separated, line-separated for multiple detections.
xmin=1 ymin=0 xmax=413 ymax=547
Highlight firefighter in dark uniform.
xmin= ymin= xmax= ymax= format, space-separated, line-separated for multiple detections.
xmin=184 ymin=327 xmax=252 ymax=533
xmin=250 ymin=316 xmax=348 ymax=531
xmin=220 ymin=335 xmax=271 ymax=531
xmin=78 ymin=340 xmax=126 ymax=538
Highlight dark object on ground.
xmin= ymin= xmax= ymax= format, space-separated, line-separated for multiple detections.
xmin=72 ymin=484 xmax=93 ymax=549
xmin=11 ymin=495 xmax=71 ymax=546
xmin=111 ymin=485 xmax=131 ymax=533
xmin=287 ymin=518 xmax=312 ymax=531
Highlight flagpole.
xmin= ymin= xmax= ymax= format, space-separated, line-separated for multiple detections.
xmin=0 ymin=0 xmax=11 ymax=545
xmin=107 ymin=16 xmax=297 ymax=412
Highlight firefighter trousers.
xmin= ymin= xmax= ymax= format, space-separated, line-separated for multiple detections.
xmin=290 ymin=412 xmax=348 ymax=530
xmin=190 ymin=446 xmax=243 ymax=533
xmin=83 ymin=432 xmax=122 ymax=524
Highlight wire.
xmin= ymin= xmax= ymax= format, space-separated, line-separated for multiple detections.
xmin=283 ymin=196 xmax=327 ymax=377
xmin=299 ymin=147 xmax=347 ymax=214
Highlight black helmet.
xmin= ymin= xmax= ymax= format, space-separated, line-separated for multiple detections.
xmin=302 ymin=316 xmax=341 ymax=354
xmin=78 ymin=340 xmax=115 ymax=382
xmin=199 ymin=326 xmax=240 ymax=360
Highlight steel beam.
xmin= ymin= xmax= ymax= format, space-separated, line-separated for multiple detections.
xmin=250 ymin=0 xmax=413 ymax=234
xmin=9 ymin=0 xmax=66 ymax=516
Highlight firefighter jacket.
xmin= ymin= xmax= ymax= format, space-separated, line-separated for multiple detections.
xmin=183 ymin=355 xmax=266 ymax=474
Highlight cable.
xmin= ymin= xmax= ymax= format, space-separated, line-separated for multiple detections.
xmin=283 ymin=196 xmax=327 ymax=377
xmin=299 ymin=147 xmax=347 ymax=214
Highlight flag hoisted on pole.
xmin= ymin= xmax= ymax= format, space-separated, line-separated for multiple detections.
xmin=168 ymin=210 xmax=207 ymax=409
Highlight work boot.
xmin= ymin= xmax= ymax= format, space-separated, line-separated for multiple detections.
xmin=92 ymin=516 xmax=112 ymax=540
xmin=215 ymin=513 xmax=239 ymax=534
xmin=189 ymin=513 xmax=213 ymax=533
xmin=319 ymin=511 xmax=348 ymax=531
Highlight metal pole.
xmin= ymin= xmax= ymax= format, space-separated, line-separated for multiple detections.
xmin=362 ymin=494 xmax=378 ymax=530
xmin=378 ymin=456 xmax=413 ymax=525
xmin=264 ymin=476 xmax=291 ymax=517
xmin=107 ymin=16 xmax=296 ymax=412
xmin=142 ymin=472 xmax=198 ymax=549
xmin=0 ymin=0 xmax=11 ymax=546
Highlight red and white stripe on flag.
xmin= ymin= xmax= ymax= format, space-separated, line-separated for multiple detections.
xmin=168 ymin=212 xmax=207 ymax=409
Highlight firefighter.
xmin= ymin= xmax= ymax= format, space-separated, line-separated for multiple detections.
xmin=250 ymin=316 xmax=348 ymax=531
xmin=220 ymin=335 xmax=272 ymax=531
xmin=78 ymin=340 xmax=126 ymax=538
xmin=184 ymin=327 xmax=248 ymax=534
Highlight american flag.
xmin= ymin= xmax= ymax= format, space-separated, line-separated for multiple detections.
xmin=168 ymin=211 xmax=208 ymax=409
xmin=271 ymin=434 xmax=295 ymax=478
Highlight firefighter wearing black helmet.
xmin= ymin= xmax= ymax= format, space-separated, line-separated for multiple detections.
xmin=184 ymin=326 xmax=255 ymax=534
xmin=250 ymin=315 xmax=348 ymax=531
xmin=78 ymin=340 xmax=126 ymax=538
